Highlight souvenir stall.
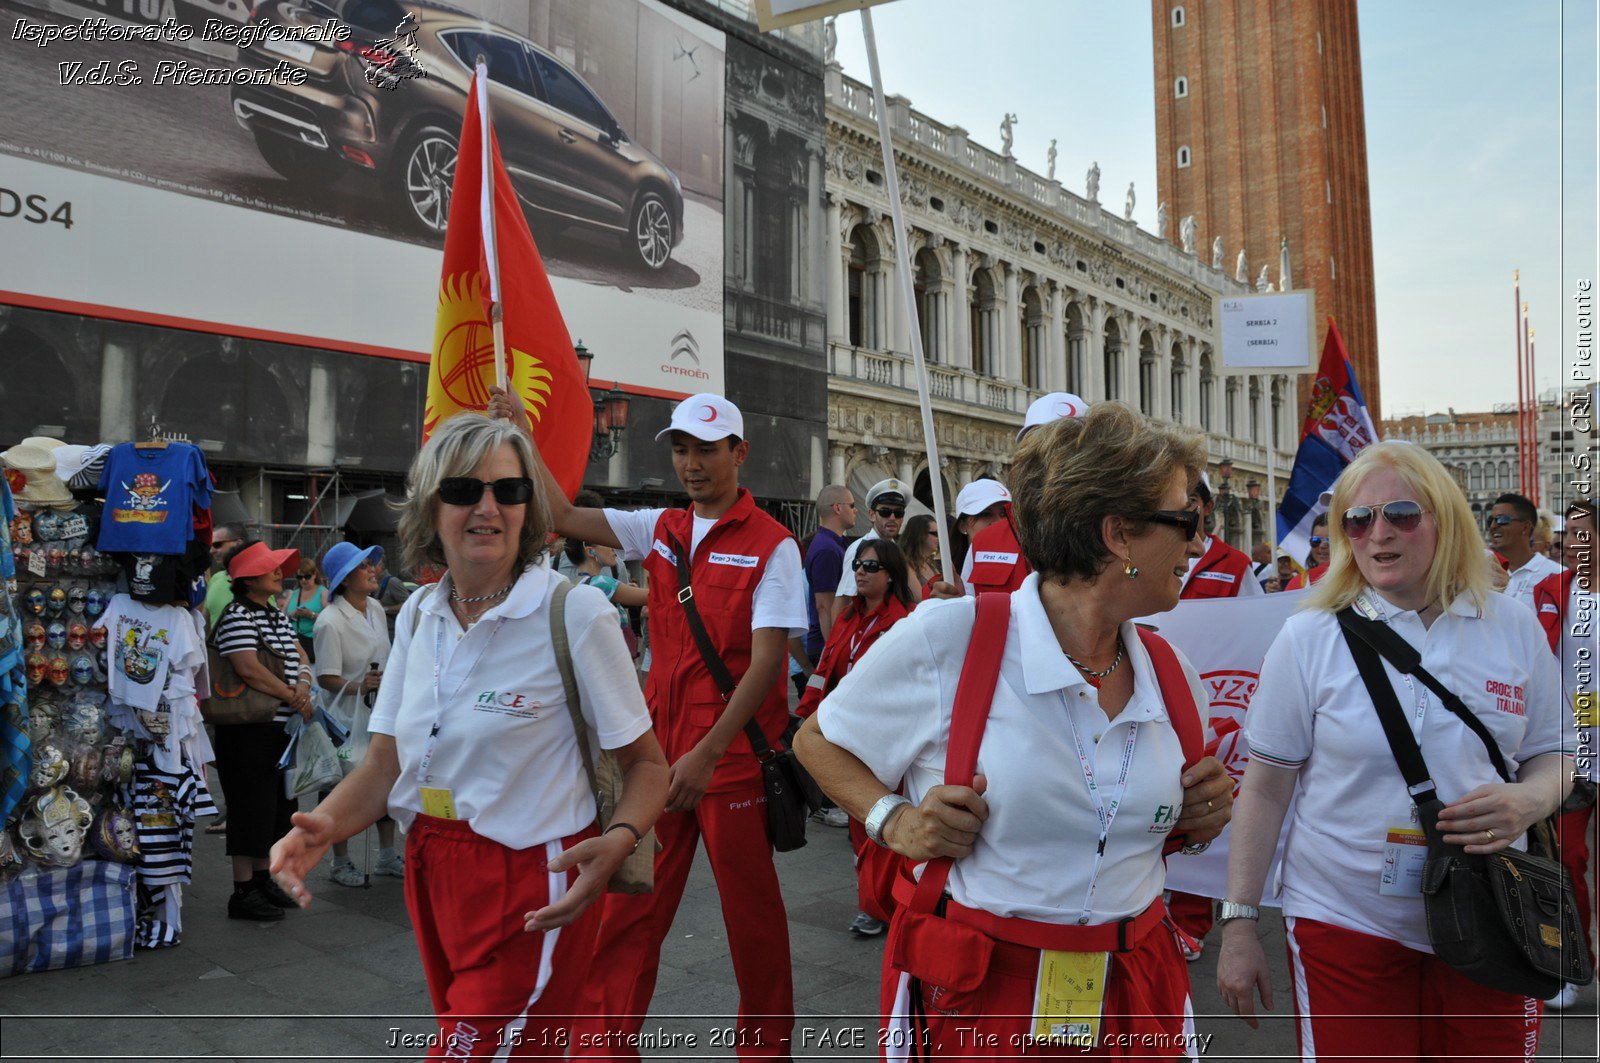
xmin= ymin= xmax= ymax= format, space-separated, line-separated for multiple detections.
xmin=1 ymin=434 xmax=216 ymax=974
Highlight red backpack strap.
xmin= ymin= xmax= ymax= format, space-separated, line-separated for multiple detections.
xmin=908 ymin=592 xmax=1011 ymax=914
xmin=1136 ymin=628 xmax=1206 ymax=857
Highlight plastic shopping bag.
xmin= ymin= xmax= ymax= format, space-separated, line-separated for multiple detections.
xmin=280 ymin=714 xmax=344 ymax=799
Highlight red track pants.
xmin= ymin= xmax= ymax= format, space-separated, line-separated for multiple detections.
xmin=404 ymin=815 xmax=601 ymax=1059
xmin=1283 ymin=916 xmax=1542 ymax=1062
xmin=1555 ymin=804 xmax=1596 ymax=967
xmin=571 ymin=781 xmax=793 ymax=1059
xmin=879 ymin=916 xmax=1197 ymax=1059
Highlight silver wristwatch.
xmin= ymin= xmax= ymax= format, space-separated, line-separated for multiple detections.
xmin=864 ymin=794 xmax=911 ymax=847
xmin=1217 ymin=901 xmax=1261 ymax=925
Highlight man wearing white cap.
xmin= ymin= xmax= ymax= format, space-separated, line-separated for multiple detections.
xmin=830 ymin=477 xmax=907 ymax=624
xmin=501 ymin=389 xmax=805 ymax=1059
xmin=1179 ymin=473 xmax=1263 ymax=599
xmin=954 ymin=478 xmax=1026 ymax=594
xmin=1018 ymin=391 xmax=1087 ymax=440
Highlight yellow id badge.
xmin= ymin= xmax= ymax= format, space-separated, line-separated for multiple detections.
xmin=420 ymin=786 xmax=458 ymax=820
xmin=1573 ymin=691 xmax=1598 ymax=729
xmin=1031 ymin=949 xmax=1111 ymax=1047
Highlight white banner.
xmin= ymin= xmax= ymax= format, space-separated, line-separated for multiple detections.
xmin=1216 ymin=290 xmax=1316 ymax=373
xmin=1144 ymin=590 xmax=1308 ymax=904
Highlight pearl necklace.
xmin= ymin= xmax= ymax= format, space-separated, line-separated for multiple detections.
xmin=1064 ymin=636 xmax=1125 ymax=688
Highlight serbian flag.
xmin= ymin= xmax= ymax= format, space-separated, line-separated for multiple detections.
xmin=423 ymin=63 xmax=589 ymax=498
xmin=1276 ymin=318 xmax=1378 ymax=563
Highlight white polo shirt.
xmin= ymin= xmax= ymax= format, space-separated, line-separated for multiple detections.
xmin=1556 ymin=580 xmax=1600 ymax=782
xmin=369 ymin=564 xmax=652 ymax=850
xmin=817 ymin=573 xmax=1209 ymax=925
xmin=312 ymin=595 xmax=391 ymax=728
xmin=834 ymin=529 xmax=880 ymax=599
xmin=604 ymin=507 xmax=808 ymax=634
xmin=1505 ymin=551 xmax=1563 ymax=611
xmin=1247 ymin=589 xmax=1572 ymax=952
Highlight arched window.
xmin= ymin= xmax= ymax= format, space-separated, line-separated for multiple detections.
xmin=1020 ymin=287 xmax=1044 ymax=389
xmin=1498 ymin=459 xmax=1512 ymax=490
xmin=913 ymin=248 xmax=943 ymax=363
xmin=1065 ymin=299 xmax=1086 ymax=396
xmin=1224 ymin=377 xmax=1239 ymax=437
xmin=971 ymin=269 xmax=998 ymax=377
xmin=1198 ymin=352 xmax=1214 ymax=432
xmin=1174 ymin=77 xmax=1189 ymax=99
xmin=1171 ymin=6 xmax=1186 ymax=27
xmin=1177 ymin=145 xmax=1192 ymax=168
xmin=847 ymin=224 xmax=883 ymax=349
xmin=1103 ymin=318 xmax=1123 ymax=401
xmin=1170 ymin=344 xmax=1187 ymax=424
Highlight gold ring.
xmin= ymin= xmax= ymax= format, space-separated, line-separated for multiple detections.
xmin=1484 ymin=828 xmax=1496 ymax=841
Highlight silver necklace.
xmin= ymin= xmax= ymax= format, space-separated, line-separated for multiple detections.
xmin=1064 ymin=636 xmax=1125 ymax=687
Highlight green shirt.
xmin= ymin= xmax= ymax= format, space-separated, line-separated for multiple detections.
xmin=204 ymin=570 xmax=233 ymax=630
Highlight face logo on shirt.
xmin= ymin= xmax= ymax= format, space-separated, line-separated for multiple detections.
xmin=1485 ymin=679 xmax=1526 ymax=717
xmin=1148 ymin=803 xmax=1179 ymax=834
xmin=473 ymin=689 xmax=541 ymax=720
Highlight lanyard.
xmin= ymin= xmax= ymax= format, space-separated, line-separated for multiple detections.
xmin=848 ymin=609 xmax=885 ymax=660
xmin=416 ymin=613 xmax=503 ymax=783
xmin=1061 ymin=695 xmax=1139 ymax=925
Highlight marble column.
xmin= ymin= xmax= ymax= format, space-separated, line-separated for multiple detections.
xmin=1087 ymin=300 xmax=1108 ymax=402
xmin=951 ymin=245 xmax=970 ymax=370
xmin=1002 ymin=264 xmax=1022 ymax=383
xmin=98 ymin=335 xmax=137 ymax=444
xmin=1048 ymin=285 xmax=1067 ymax=392
xmin=806 ymin=147 xmax=823 ymax=309
xmin=825 ymin=196 xmax=845 ymax=343
xmin=306 ymin=354 xmax=336 ymax=467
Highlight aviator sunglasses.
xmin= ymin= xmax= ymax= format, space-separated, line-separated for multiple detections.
xmin=1146 ymin=509 xmax=1201 ymax=540
xmin=1342 ymin=499 xmax=1425 ymax=539
xmin=438 ymin=476 xmax=534 ymax=507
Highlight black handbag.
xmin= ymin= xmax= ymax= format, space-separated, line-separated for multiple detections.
xmin=666 ymin=533 xmax=815 ymax=852
xmin=1338 ymin=609 xmax=1594 ymax=997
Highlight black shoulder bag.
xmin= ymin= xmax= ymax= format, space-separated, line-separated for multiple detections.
xmin=1337 ymin=608 xmax=1593 ymax=997
xmin=665 ymin=532 xmax=815 ymax=852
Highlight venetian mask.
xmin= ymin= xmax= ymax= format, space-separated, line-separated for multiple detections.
xmin=29 ymin=742 xmax=68 ymax=790
xmin=24 ymin=589 xmax=45 ymax=615
xmin=69 ymin=654 xmax=96 ymax=686
xmin=26 ymin=652 xmax=46 ymax=686
xmin=89 ymin=624 xmax=107 ymax=649
xmin=66 ymin=699 xmax=103 ymax=742
xmin=76 ymin=546 xmax=98 ymax=576
xmin=66 ymin=621 xmax=88 ymax=651
xmin=90 ymin=807 xmax=139 ymax=863
xmin=46 ymin=549 xmax=65 ymax=576
xmin=85 ymin=588 xmax=107 ymax=619
xmin=69 ymin=746 xmax=101 ymax=791
xmin=10 ymin=512 xmax=32 ymax=545
xmin=31 ymin=511 xmax=59 ymax=542
xmin=45 ymin=621 xmax=66 ymax=650
xmin=46 ymin=585 xmax=66 ymax=614
xmin=100 ymin=736 xmax=134 ymax=786
xmin=19 ymin=786 xmax=93 ymax=867
xmin=24 ymin=621 xmax=45 ymax=651
xmin=67 ymin=585 xmax=87 ymax=614
xmin=26 ymin=698 xmax=58 ymax=746
xmin=47 ymin=656 xmax=69 ymax=688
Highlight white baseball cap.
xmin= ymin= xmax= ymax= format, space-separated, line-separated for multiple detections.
xmin=1195 ymin=471 xmax=1215 ymax=503
xmin=956 ymin=478 xmax=1011 ymax=517
xmin=1018 ymin=392 xmax=1087 ymax=441
xmin=655 ymin=392 xmax=744 ymax=443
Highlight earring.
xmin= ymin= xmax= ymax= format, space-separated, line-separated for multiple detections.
xmin=1124 ymin=559 xmax=1139 ymax=579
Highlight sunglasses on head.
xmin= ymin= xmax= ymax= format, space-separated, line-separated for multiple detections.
xmin=1146 ymin=509 xmax=1201 ymax=540
xmin=1489 ymin=514 xmax=1524 ymax=527
xmin=438 ymin=476 xmax=534 ymax=507
xmin=1342 ymin=499 xmax=1425 ymax=539
xmin=852 ymin=559 xmax=886 ymax=573
xmin=875 ymin=507 xmax=905 ymax=519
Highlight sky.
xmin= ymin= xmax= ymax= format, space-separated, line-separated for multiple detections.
xmin=832 ymin=0 xmax=1598 ymax=419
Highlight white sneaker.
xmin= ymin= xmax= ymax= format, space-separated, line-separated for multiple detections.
xmin=1181 ymin=938 xmax=1203 ymax=963
xmin=848 ymin=911 xmax=887 ymax=936
xmin=373 ymin=852 xmax=405 ymax=878
xmin=812 ymin=807 xmax=849 ymax=828
xmin=329 ymin=861 xmax=365 ymax=888
xmin=1544 ymin=983 xmax=1580 ymax=1010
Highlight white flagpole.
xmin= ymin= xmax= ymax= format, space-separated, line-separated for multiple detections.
xmin=476 ymin=59 xmax=509 ymax=393
xmin=1265 ymin=372 xmax=1277 ymax=555
xmin=859 ymin=8 xmax=954 ymax=584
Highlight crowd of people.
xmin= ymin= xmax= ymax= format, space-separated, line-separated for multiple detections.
xmin=165 ymin=380 xmax=1589 ymax=1060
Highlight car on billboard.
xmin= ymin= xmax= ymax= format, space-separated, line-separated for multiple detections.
xmin=229 ymin=0 xmax=685 ymax=270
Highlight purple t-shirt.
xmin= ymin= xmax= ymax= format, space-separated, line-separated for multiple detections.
xmin=802 ymin=526 xmax=846 ymax=657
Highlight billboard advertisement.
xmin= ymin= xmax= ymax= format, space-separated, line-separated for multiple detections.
xmin=0 ymin=0 xmax=726 ymax=395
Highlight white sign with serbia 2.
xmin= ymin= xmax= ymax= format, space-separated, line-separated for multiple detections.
xmin=1216 ymin=291 xmax=1316 ymax=373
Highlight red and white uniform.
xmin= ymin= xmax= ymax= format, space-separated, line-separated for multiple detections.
xmin=797 ymin=595 xmax=911 ymax=718
xmin=573 ymin=490 xmax=807 ymax=1059
xmin=960 ymin=508 xmax=1032 ymax=595
xmin=1283 ymin=562 xmax=1328 ymax=592
xmin=1504 ymin=551 xmax=1563 ymax=612
xmin=371 ymin=566 xmax=652 ymax=1058
xmin=819 ymin=575 xmax=1209 ymax=1059
xmin=1179 ymin=535 xmax=1263 ymax=599
xmin=1247 ymin=589 xmax=1572 ymax=1060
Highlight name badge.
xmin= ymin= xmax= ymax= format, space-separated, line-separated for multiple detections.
xmin=1574 ymin=691 xmax=1598 ymax=729
xmin=1031 ymin=950 xmax=1110 ymax=1047
xmin=1195 ymin=570 xmax=1237 ymax=584
xmin=420 ymin=786 xmax=458 ymax=820
xmin=708 ymin=552 xmax=759 ymax=568
xmin=973 ymin=551 xmax=1019 ymax=566
xmin=651 ymin=540 xmax=677 ymax=565
xmin=1379 ymin=826 xmax=1426 ymax=897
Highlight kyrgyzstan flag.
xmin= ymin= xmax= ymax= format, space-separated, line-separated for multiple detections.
xmin=423 ymin=64 xmax=589 ymax=498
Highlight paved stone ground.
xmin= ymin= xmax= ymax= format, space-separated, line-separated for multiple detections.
xmin=2 ymin=815 xmax=1595 ymax=1061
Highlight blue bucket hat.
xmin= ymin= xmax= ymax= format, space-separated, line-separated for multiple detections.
xmin=321 ymin=541 xmax=384 ymax=595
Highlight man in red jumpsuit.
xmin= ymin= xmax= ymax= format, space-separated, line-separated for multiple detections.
xmin=534 ymin=393 xmax=807 ymax=1059
xmin=1179 ymin=473 xmax=1264 ymax=600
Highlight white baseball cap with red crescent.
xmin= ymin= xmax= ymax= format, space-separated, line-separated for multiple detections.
xmin=1018 ymin=392 xmax=1087 ymax=441
xmin=655 ymin=392 xmax=744 ymax=443
xmin=956 ymin=478 xmax=1011 ymax=517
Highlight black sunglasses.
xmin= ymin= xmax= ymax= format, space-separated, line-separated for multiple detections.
xmin=1147 ymin=509 xmax=1201 ymax=540
xmin=438 ymin=477 xmax=534 ymax=507
xmin=852 ymin=559 xmax=886 ymax=573
xmin=1343 ymin=499 xmax=1425 ymax=539
xmin=875 ymin=507 xmax=905 ymax=519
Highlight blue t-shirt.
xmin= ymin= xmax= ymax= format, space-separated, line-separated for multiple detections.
xmin=96 ymin=443 xmax=212 ymax=555
xmin=802 ymin=526 xmax=846 ymax=657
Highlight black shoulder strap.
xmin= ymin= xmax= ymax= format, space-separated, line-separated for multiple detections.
xmin=1336 ymin=611 xmax=1440 ymax=806
xmin=1335 ymin=608 xmax=1511 ymax=783
xmin=665 ymin=530 xmax=775 ymax=759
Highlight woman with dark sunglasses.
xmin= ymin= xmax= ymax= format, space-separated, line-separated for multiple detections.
xmin=1219 ymin=441 xmax=1574 ymax=1061
xmin=795 ymin=403 xmax=1234 ymax=1057
xmin=269 ymin=413 xmax=668 ymax=1057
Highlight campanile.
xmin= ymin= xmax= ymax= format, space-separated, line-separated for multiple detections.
xmin=1152 ymin=0 xmax=1381 ymax=419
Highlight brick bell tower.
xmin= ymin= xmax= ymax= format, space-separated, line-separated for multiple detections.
xmin=1152 ymin=0 xmax=1381 ymax=420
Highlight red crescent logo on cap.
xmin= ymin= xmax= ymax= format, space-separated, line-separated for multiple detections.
xmin=699 ymin=405 xmax=718 ymax=423
xmin=1055 ymin=400 xmax=1078 ymax=418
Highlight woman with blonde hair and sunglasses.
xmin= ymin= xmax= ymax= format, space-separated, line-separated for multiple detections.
xmin=270 ymin=413 xmax=668 ymax=1058
xmin=1218 ymin=441 xmax=1575 ymax=1061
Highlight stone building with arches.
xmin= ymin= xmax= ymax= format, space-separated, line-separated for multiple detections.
xmin=823 ymin=64 xmax=1298 ymax=547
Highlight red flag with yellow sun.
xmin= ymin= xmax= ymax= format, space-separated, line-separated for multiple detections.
xmin=423 ymin=65 xmax=589 ymax=498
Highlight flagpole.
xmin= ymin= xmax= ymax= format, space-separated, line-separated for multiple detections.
xmin=1522 ymin=301 xmax=1532 ymax=496
xmin=1529 ymin=327 xmax=1538 ymax=506
xmin=476 ymin=59 xmax=509 ymax=394
xmin=859 ymin=8 xmax=953 ymax=584
xmin=1513 ymin=273 xmax=1525 ymax=494
xmin=1266 ymin=369 xmax=1277 ymax=555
